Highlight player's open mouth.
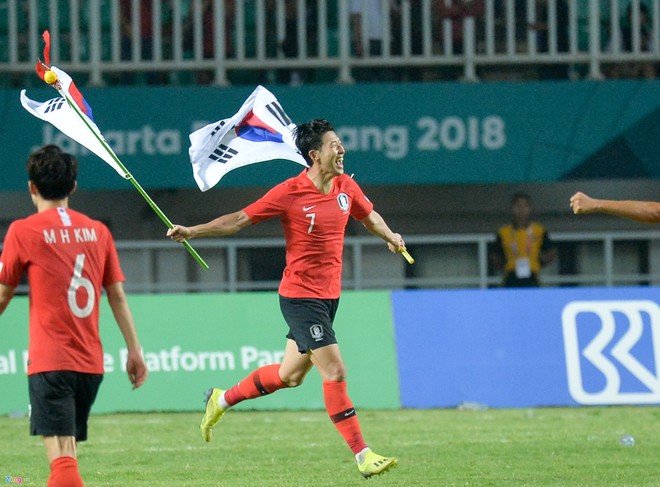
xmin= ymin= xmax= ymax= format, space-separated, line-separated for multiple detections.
xmin=336 ymin=158 xmax=344 ymax=169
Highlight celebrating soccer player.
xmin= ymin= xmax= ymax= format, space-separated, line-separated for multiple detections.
xmin=168 ymin=118 xmax=402 ymax=478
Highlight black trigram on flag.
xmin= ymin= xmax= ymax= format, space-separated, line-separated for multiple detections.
xmin=210 ymin=120 xmax=226 ymax=137
xmin=44 ymin=97 xmax=65 ymax=113
xmin=209 ymin=143 xmax=238 ymax=164
xmin=265 ymin=101 xmax=292 ymax=126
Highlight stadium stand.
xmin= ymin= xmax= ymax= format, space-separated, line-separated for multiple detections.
xmin=0 ymin=0 xmax=658 ymax=87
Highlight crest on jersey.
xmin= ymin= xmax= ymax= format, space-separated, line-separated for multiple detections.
xmin=337 ymin=193 xmax=349 ymax=211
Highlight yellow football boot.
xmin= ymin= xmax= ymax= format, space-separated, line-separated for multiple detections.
xmin=357 ymin=449 xmax=398 ymax=478
xmin=200 ymin=388 xmax=226 ymax=442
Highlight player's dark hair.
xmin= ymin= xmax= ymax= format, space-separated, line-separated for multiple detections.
xmin=294 ymin=118 xmax=335 ymax=167
xmin=27 ymin=144 xmax=77 ymax=200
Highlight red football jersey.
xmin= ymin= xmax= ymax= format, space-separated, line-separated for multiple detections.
xmin=0 ymin=207 xmax=124 ymax=375
xmin=243 ymin=171 xmax=374 ymax=298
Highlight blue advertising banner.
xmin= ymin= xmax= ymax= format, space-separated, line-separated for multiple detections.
xmin=3 ymin=286 xmax=658 ymax=412
xmin=1 ymin=80 xmax=658 ymax=190
xmin=392 ymin=287 xmax=660 ymax=409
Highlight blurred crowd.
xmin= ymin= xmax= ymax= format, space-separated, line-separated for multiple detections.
xmin=3 ymin=0 xmax=657 ymax=87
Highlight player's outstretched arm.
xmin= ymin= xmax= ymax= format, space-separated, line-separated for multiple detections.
xmin=570 ymin=192 xmax=660 ymax=223
xmin=106 ymin=281 xmax=148 ymax=390
xmin=167 ymin=210 xmax=252 ymax=242
xmin=360 ymin=210 xmax=405 ymax=253
xmin=0 ymin=283 xmax=15 ymax=316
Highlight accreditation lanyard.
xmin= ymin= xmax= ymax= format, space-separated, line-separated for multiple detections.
xmin=511 ymin=226 xmax=533 ymax=278
xmin=510 ymin=226 xmax=533 ymax=257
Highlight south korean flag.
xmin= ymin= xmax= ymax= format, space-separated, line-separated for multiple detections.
xmin=189 ymin=85 xmax=308 ymax=191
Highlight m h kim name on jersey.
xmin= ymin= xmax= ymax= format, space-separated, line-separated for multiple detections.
xmin=43 ymin=227 xmax=98 ymax=244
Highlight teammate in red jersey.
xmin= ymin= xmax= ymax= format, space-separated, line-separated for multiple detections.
xmin=0 ymin=145 xmax=147 ymax=487
xmin=168 ymin=118 xmax=402 ymax=478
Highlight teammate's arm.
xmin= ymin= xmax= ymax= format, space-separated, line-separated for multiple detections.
xmin=360 ymin=210 xmax=405 ymax=253
xmin=0 ymin=283 xmax=15 ymax=315
xmin=167 ymin=210 xmax=253 ymax=242
xmin=106 ymin=281 xmax=147 ymax=389
xmin=570 ymin=192 xmax=660 ymax=223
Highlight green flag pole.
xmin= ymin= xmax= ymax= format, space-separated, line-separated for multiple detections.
xmin=50 ymin=72 xmax=209 ymax=270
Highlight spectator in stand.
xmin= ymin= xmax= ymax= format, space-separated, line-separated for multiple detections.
xmin=183 ymin=0 xmax=236 ymax=85
xmin=528 ymin=0 xmax=569 ymax=80
xmin=608 ymin=2 xmax=656 ymax=79
xmin=493 ymin=0 xmax=530 ymax=53
xmin=279 ymin=0 xmax=318 ymax=86
xmin=436 ymin=0 xmax=485 ymax=55
xmin=390 ymin=0 xmax=445 ymax=81
xmin=119 ymin=0 xmax=168 ymax=84
xmin=350 ymin=0 xmax=401 ymax=82
xmin=434 ymin=0 xmax=485 ymax=80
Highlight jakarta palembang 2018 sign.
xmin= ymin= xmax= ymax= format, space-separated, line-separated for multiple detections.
xmin=3 ymin=80 xmax=659 ymax=191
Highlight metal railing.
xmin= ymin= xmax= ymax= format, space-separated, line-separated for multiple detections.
xmin=4 ymin=229 xmax=660 ymax=294
xmin=1 ymin=0 xmax=658 ymax=85
xmin=104 ymin=229 xmax=660 ymax=293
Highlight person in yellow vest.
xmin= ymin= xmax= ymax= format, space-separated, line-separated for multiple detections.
xmin=490 ymin=192 xmax=557 ymax=287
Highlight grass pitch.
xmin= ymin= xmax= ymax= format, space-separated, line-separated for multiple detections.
xmin=1 ymin=407 xmax=659 ymax=486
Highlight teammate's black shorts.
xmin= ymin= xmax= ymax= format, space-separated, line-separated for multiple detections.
xmin=279 ymin=296 xmax=340 ymax=353
xmin=28 ymin=371 xmax=103 ymax=441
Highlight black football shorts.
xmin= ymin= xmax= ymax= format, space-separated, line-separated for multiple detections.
xmin=279 ymin=296 xmax=339 ymax=353
xmin=28 ymin=371 xmax=103 ymax=441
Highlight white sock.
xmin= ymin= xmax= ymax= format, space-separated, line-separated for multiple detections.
xmin=355 ymin=447 xmax=370 ymax=464
xmin=217 ymin=391 xmax=230 ymax=410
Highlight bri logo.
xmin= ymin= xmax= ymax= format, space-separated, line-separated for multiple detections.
xmin=562 ymin=300 xmax=660 ymax=405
